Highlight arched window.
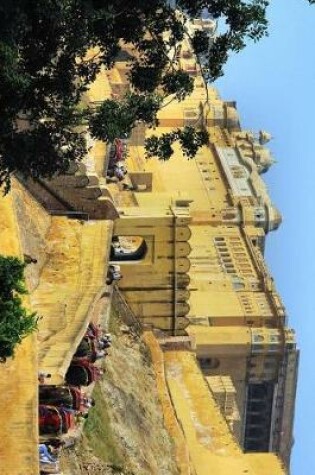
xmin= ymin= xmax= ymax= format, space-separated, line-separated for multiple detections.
xmin=110 ymin=236 xmax=148 ymax=262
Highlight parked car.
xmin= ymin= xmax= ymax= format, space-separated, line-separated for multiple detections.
xmin=65 ymin=361 xmax=101 ymax=387
xmin=39 ymin=385 xmax=82 ymax=411
xmin=73 ymin=336 xmax=98 ymax=362
xmin=39 ymin=405 xmax=74 ymax=435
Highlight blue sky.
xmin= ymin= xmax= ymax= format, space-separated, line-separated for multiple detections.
xmin=217 ymin=1 xmax=315 ymax=473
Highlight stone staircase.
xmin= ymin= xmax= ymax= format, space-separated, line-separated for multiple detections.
xmin=31 ymin=218 xmax=113 ymax=383
xmin=17 ymin=160 xmax=119 ymax=220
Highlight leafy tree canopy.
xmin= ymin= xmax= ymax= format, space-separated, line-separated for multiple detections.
xmin=0 ymin=0 xmax=311 ymax=190
xmin=0 ymin=255 xmax=38 ymax=362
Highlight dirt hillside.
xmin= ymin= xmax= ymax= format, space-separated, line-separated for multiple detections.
xmin=61 ymin=311 xmax=178 ymax=475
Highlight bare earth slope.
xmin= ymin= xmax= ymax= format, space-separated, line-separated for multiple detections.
xmin=61 ymin=315 xmax=178 ymax=475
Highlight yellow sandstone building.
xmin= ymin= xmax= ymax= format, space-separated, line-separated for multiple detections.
xmin=0 ymin=19 xmax=298 ymax=475
xmin=108 ymin=25 xmax=298 ymax=475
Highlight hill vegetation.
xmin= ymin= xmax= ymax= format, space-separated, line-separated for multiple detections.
xmin=0 ymin=255 xmax=38 ymax=362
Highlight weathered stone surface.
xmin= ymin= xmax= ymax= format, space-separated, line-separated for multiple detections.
xmin=0 ymin=186 xmax=39 ymax=475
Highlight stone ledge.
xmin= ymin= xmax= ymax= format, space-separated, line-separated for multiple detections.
xmin=142 ymin=331 xmax=191 ymax=475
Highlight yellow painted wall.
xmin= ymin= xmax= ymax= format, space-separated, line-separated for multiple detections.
xmin=0 ymin=188 xmax=39 ymax=475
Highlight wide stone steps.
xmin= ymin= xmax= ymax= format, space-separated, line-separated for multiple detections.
xmin=31 ymin=218 xmax=113 ymax=383
xmin=17 ymin=158 xmax=119 ymax=220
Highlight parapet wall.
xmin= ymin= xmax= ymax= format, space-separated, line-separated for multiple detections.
xmin=0 ymin=189 xmax=39 ymax=475
xmin=142 ymin=331 xmax=191 ymax=475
